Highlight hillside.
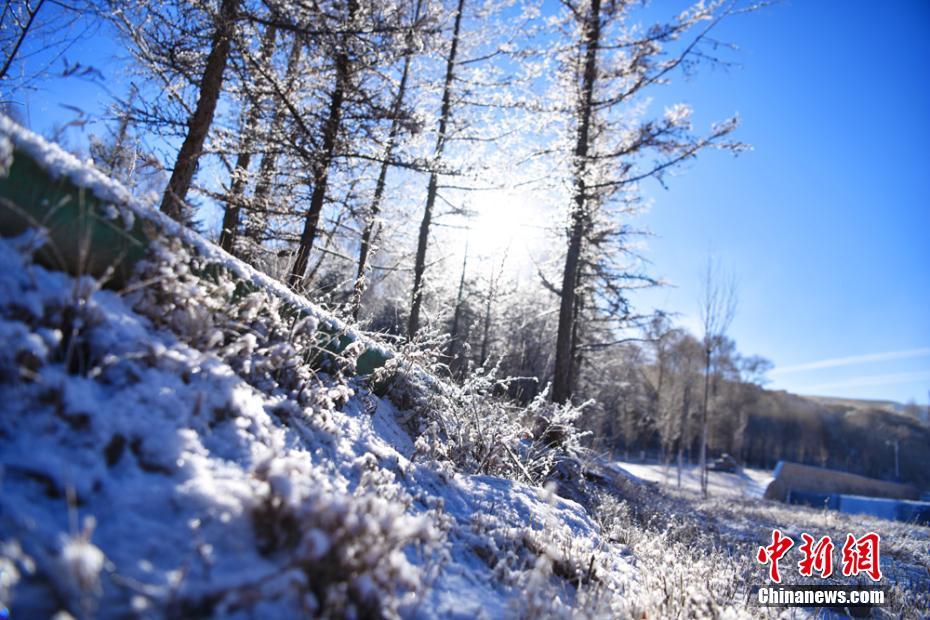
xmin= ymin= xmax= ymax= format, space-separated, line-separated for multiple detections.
xmin=805 ymin=395 xmax=909 ymax=413
xmin=1 ymin=120 xmax=928 ymax=618
xmin=740 ymin=389 xmax=930 ymax=489
xmin=805 ymin=394 xmax=930 ymax=422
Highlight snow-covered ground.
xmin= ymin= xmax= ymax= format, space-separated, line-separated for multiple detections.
xmin=0 ymin=230 xmax=623 ymax=618
xmin=2 ymin=226 xmax=928 ymax=619
xmin=612 ymin=461 xmax=774 ymax=499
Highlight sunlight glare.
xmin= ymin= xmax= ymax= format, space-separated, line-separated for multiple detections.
xmin=462 ymin=189 xmax=547 ymax=270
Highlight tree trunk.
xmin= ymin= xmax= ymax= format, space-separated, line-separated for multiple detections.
xmin=568 ymin=277 xmax=584 ymax=396
xmin=160 ymin=0 xmax=240 ymax=221
xmin=245 ymin=37 xmax=303 ymax=252
xmin=700 ymin=345 xmax=711 ymax=497
xmin=552 ymin=0 xmax=600 ymax=404
xmin=677 ymin=381 xmax=691 ymax=487
xmin=448 ymin=238 xmax=469 ymax=368
xmin=351 ymin=0 xmax=422 ymax=319
xmin=288 ymin=0 xmax=357 ymax=288
xmin=655 ymin=345 xmax=667 ymax=458
xmin=219 ymin=23 xmax=277 ymax=253
xmin=479 ymin=266 xmax=496 ymax=366
xmin=407 ymin=0 xmax=465 ymax=339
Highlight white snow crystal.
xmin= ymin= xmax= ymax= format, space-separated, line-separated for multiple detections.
xmin=0 ymin=135 xmax=12 ymax=176
xmin=664 ymin=102 xmax=693 ymax=127
xmin=59 ymin=525 xmax=105 ymax=594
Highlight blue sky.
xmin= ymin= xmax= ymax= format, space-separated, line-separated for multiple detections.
xmin=628 ymin=0 xmax=930 ymax=405
xmin=9 ymin=0 xmax=930 ymax=405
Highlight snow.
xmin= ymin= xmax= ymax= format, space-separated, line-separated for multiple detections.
xmin=58 ymin=522 xmax=106 ymax=597
xmin=612 ymin=460 xmax=774 ymax=499
xmin=0 ymin=229 xmax=627 ymax=617
xmin=664 ymin=102 xmax=693 ymax=127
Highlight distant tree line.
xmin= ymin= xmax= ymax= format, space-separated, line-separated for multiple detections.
xmin=576 ymin=325 xmax=930 ymax=490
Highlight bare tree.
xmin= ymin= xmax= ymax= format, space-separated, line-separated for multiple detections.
xmin=286 ymin=0 xmax=358 ymax=288
xmin=218 ymin=21 xmax=278 ymax=253
xmin=88 ymin=86 xmax=165 ymax=195
xmin=0 ymin=0 xmax=47 ymax=81
xmin=280 ymin=0 xmax=426 ymax=291
xmin=643 ymin=314 xmax=676 ymax=463
xmin=672 ymin=332 xmax=705 ymax=486
xmin=406 ymin=0 xmax=465 ymax=339
xmin=0 ymin=0 xmax=100 ymax=105
xmin=698 ymin=253 xmax=738 ymax=497
xmin=351 ymin=0 xmax=425 ymax=319
xmin=242 ymin=34 xmax=303 ymax=260
xmin=478 ymin=250 xmax=508 ymax=366
xmin=447 ymin=235 xmax=470 ymax=367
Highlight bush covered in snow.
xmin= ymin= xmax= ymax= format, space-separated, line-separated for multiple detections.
xmin=0 ymin=231 xmax=445 ymax=617
xmin=378 ymin=356 xmax=592 ymax=488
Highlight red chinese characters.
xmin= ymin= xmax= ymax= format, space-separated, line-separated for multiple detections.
xmin=797 ymin=533 xmax=834 ymax=578
xmin=841 ymin=532 xmax=883 ymax=581
xmin=756 ymin=529 xmax=794 ymax=583
xmin=757 ymin=530 xmax=882 ymax=582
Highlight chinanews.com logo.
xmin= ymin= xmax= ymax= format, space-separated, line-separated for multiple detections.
xmin=752 ymin=529 xmax=887 ymax=609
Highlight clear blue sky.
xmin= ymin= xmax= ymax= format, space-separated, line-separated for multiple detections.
xmin=11 ymin=0 xmax=930 ymax=405
xmin=629 ymin=0 xmax=930 ymax=405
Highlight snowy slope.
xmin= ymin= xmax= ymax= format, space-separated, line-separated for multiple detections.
xmin=0 ymin=119 xmax=635 ymax=618
xmin=0 ymin=227 xmax=619 ymax=618
xmin=612 ymin=461 xmax=774 ymax=499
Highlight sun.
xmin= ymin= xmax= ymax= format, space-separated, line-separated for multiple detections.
xmin=462 ymin=189 xmax=549 ymax=268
